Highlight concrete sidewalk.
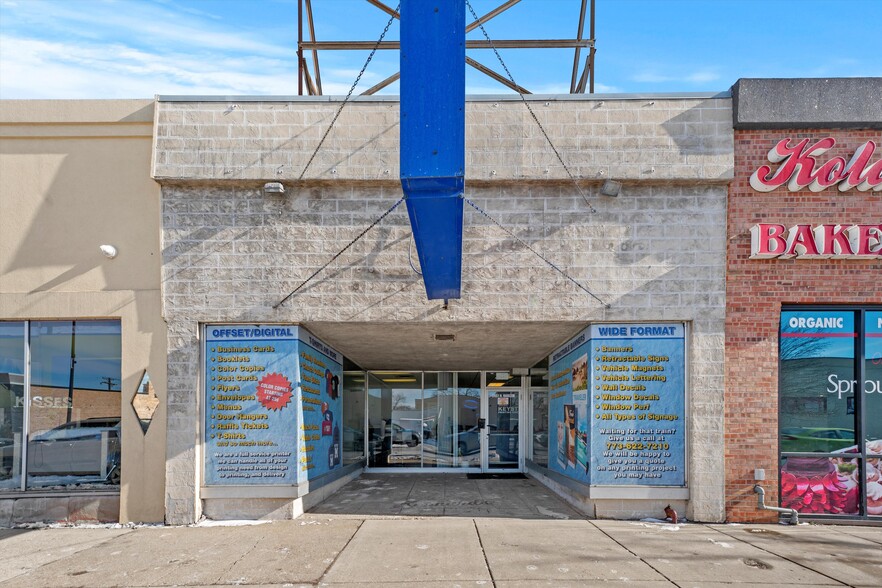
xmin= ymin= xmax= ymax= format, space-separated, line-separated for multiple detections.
xmin=1 ymin=516 xmax=880 ymax=587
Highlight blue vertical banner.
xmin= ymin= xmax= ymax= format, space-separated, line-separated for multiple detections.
xmin=203 ymin=325 xmax=342 ymax=486
xmin=589 ymin=324 xmax=686 ymax=486
xmin=296 ymin=329 xmax=344 ymax=482
xmin=399 ymin=0 xmax=466 ymax=300
xmin=547 ymin=328 xmax=591 ymax=484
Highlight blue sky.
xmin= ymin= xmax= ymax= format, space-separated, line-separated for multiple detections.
xmin=1 ymin=0 xmax=879 ymax=99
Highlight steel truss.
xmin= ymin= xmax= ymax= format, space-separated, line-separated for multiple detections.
xmin=297 ymin=0 xmax=596 ymax=96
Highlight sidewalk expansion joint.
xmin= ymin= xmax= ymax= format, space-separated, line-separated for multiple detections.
xmin=213 ymin=528 xmax=265 ymax=585
xmin=316 ymin=518 xmax=364 ymax=585
xmin=472 ymin=517 xmax=497 ymax=588
xmin=588 ymin=520 xmax=684 ymax=588
xmin=711 ymin=526 xmax=850 ymax=587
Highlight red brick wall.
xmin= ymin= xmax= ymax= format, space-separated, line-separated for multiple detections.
xmin=726 ymin=129 xmax=882 ymax=522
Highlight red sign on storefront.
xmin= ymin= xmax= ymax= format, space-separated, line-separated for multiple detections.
xmin=750 ymin=223 xmax=882 ymax=259
xmin=750 ymin=138 xmax=882 ymax=192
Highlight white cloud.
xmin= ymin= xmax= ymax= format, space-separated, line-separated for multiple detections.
xmin=0 ymin=34 xmax=299 ymax=98
xmin=592 ymin=83 xmax=622 ymax=93
xmin=631 ymin=69 xmax=721 ymax=85
xmin=1 ymin=0 xmax=291 ymax=56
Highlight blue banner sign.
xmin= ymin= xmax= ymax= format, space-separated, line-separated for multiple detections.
xmin=548 ymin=327 xmax=591 ymax=484
xmin=589 ymin=324 xmax=686 ymax=486
xmin=204 ymin=325 xmax=342 ymax=485
xmin=548 ymin=324 xmax=687 ymax=488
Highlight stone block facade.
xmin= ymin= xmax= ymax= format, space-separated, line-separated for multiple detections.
xmin=154 ymin=96 xmax=732 ymax=524
xmin=153 ymin=96 xmax=733 ymax=183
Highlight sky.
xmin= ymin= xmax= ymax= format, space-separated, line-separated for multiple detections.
xmin=0 ymin=0 xmax=880 ymax=99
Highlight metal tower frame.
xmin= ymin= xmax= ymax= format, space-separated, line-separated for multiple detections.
xmin=297 ymin=0 xmax=596 ymax=96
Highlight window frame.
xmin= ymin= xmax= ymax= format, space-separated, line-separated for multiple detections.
xmin=0 ymin=319 xmax=122 ymax=493
xmin=778 ymin=305 xmax=882 ymax=520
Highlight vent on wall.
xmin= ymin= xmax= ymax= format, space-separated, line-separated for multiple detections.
xmin=433 ymin=334 xmax=456 ymax=341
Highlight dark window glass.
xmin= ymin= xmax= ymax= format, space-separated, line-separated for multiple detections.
xmin=456 ymin=372 xmax=481 ymax=468
xmin=367 ymin=372 xmax=422 ymax=468
xmin=779 ymin=308 xmax=882 ymax=519
xmin=342 ymin=372 xmax=365 ymax=465
xmin=532 ymin=388 xmax=548 ymax=467
xmin=779 ymin=311 xmax=856 ymax=453
xmin=27 ymin=320 xmax=121 ymax=488
xmin=0 ymin=322 xmax=26 ymax=490
xmin=423 ymin=372 xmax=456 ymax=468
xmin=864 ymin=311 xmax=882 ymax=453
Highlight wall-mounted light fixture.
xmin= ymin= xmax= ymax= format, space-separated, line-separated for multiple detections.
xmin=600 ymin=179 xmax=621 ymax=197
xmin=99 ymin=245 xmax=118 ymax=259
xmin=263 ymin=182 xmax=285 ymax=196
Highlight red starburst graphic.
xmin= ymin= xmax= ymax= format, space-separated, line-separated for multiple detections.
xmin=256 ymin=372 xmax=293 ymax=411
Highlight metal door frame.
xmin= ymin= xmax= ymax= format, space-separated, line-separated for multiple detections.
xmin=480 ymin=375 xmax=525 ymax=473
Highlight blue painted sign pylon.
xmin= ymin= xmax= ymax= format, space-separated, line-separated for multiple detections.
xmin=399 ymin=0 xmax=466 ymax=300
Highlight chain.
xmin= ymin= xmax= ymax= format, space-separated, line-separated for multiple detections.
xmin=298 ymin=4 xmax=400 ymax=181
xmin=464 ymin=196 xmax=607 ymax=306
xmin=274 ymin=196 xmax=406 ymax=308
xmin=465 ymin=0 xmax=596 ymax=214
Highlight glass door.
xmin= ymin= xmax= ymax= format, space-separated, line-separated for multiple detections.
xmin=483 ymin=372 xmax=523 ymax=471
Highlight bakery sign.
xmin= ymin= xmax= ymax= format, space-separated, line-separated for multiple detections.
xmin=751 ymin=223 xmax=882 ymax=259
xmin=750 ymin=137 xmax=882 ymax=192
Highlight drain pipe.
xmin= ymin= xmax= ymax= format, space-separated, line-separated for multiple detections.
xmin=753 ymin=484 xmax=799 ymax=525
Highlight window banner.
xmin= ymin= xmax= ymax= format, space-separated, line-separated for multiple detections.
xmin=203 ymin=325 xmax=342 ymax=486
xmin=865 ymin=311 xmax=882 ymax=517
xmin=779 ymin=310 xmax=856 ymax=437
xmin=865 ymin=311 xmax=882 ymax=421
xmin=779 ymin=310 xmax=859 ymax=516
xmin=547 ymin=324 xmax=687 ymax=487
xmin=867 ymin=310 xmax=882 ymax=396
xmin=548 ymin=328 xmax=591 ymax=484
xmin=589 ymin=324 xmax=686 ymax=486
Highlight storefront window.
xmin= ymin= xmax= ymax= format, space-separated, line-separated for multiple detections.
xmin=780 ymin=310 xmax=856 ymax=453
xmin=779 ymin=309 xmax=879 ymax=518
xmin=423 ymin=373 xmax=456 ymax=468
xmin=0 ymin=322 xmax=26 ymax=490
xmin=865 ymin=311 xmax=882 ymax=517
xmin=342 ymin=372 xmax=365 ymax=465
xmin=368 ymin=372 xmax=422 ymax=468
xmin=456 ymin=372 xmax=481 ymax=468
xmin=366 ymin=371 xmax=485 ymax=469
xmin=0 ymin=320 xmax=121 ymax=490
xmin=531 ymin=388 xmax=548 ymax=467
xmin=27 ymin=321 xmax=122 ymax=488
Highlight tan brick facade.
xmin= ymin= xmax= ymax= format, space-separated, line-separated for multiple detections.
xmin=725 ymin=129 xmax=882 ymax=521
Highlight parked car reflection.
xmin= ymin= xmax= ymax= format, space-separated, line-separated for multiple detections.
xmin=441 ymin=424 xmax=496 ymax=456
xmin=27 ymin=417 xmax=121 ymax=484
xmin=780 ymin=427 xmax=855 ymax=453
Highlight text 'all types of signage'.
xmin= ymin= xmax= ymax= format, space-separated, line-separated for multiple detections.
xmin=548 ymin=324 xmax=687 ymax=487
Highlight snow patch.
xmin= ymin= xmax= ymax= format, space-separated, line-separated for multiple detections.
xmin=196 ymin=519 xmax=272 ymax=527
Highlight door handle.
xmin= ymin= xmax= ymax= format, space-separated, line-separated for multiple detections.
xmin=478 ymin=418 xmax=486 ymax=430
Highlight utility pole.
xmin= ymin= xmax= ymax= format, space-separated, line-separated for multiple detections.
xmin=100 ymin=377 xmax=119 ymax=391
xmin=66 ymin=321 xmax=76 ymax=424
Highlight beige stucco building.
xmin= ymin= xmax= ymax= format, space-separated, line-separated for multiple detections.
xmin=0 ymin=100 xmax=167 ymax=523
